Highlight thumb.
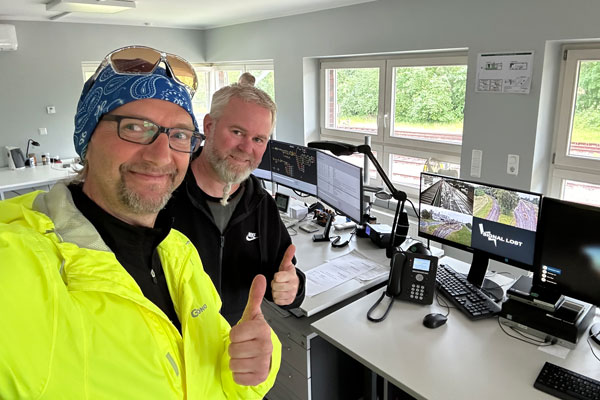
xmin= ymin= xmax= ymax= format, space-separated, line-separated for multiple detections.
xmin=278 ymin=244 xmax=296 ymax=272
xmin=240 ymin=274 xmax=266 ymax=322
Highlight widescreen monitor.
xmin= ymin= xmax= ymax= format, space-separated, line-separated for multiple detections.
xmin=532 ymin=197 xmax=600 ymax=307
xmin=270 ymin=140 xmax=318 ymax=196
xmin=418 ymin=172 xmax=542 ymax=294
xmin=316 ymin=151 xmax=363 ymax=223
xmin=252 ymin=140 xmax=272 ymax=181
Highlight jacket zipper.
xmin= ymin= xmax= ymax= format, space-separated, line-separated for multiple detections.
xmin=150 ymin=268 xmax=158 ymax=284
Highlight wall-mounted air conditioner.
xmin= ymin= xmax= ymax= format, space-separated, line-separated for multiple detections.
xmin=0 ymin=25 xmax=18 ymax=51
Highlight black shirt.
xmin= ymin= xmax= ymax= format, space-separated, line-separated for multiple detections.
xmin=69 ymin=183 xmax=181 ymax=332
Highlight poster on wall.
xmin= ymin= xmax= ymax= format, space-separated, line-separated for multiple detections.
xmin=475 ymin=51 xmax=534 ymax=94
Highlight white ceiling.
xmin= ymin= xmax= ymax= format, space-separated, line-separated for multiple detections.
xmin=0 ymin=0 xmax=376 ymax=30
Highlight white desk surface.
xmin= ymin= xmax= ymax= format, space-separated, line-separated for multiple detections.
xmin=0 ymin=164 xmax=76 ymax=198
xmin=312 ymin=256 xmax=600 ymax=399
xmin=292 ymin=216 xmax=443 ymax=317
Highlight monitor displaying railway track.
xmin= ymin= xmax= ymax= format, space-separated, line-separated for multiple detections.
xmin=419 ymin=172 xmax=542 ymax=292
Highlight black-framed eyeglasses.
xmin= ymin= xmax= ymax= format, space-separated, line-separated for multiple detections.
xmin=101 ymin=115 xmax=205 ymax=154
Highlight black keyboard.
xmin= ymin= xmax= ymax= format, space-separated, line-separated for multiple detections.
xmin=435 ymin=264 xmax=501 ymax=320
xmin=534 ymin=362 xmax=600 ymax=400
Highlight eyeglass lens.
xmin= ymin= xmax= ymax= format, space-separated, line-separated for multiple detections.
xmin=110 ymin=47 xmax=197 ymax=93
xmin=118 ymin=118 xmax=199 ymax=153
xmin=111 ymin=48 xmax=161 ymax=73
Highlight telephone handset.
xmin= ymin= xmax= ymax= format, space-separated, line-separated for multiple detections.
xmin=388 ymin=251 xmax=438 ymax=305
xmin=368 ymin=251 xmax=438 ymax=322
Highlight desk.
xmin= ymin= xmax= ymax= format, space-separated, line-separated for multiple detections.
xmin=265 ymin=218 xmax=444 ymax=400
xmin=312 ymin=256 xmax=600 ymax=400
xmin=0 ymin=164 xmax=76 ymax=200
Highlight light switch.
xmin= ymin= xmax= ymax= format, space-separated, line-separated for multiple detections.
xmin=507 ymin=154 xmax=519 ymax=175
xmin=471 ymin=149 xmax=482 ymax=178
xmin=46 ymin=106 xmax=56 ymax=114
xmin=39 ymin=127 xmax=47 ymax=135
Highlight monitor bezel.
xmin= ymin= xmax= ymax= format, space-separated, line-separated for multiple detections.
xmin=270 ymin=140 xmax=318 ymax=196
xmin=316 ymin=150 xmax=364 ymax=224
xmin=531 ymin=197 xmax=600 ymax=307
xmin=252 ymin=140 xmax=272 ymax=181
xmin=418 ymin=172 xmax=542 ymax=272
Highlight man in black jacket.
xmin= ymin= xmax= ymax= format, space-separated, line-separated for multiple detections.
xmin=170 ymin=75 xmax=305 ymax=324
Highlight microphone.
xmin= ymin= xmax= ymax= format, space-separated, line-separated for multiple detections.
xmin=307 ymin=141 xmax=358 ymax=156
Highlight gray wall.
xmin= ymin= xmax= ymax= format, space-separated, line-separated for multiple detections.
xmin=0 ymin=21 xmax=203 ymax=167
xmin=3 ymin=0 xmax=600 ymax=192
xmin=204 ymin=0 xmax=600 ymax=192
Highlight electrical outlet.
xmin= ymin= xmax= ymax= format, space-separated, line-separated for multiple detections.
xmin=507 ymin=154 xmax=519 ymax=175
xmin=46 ymin=106 xmax=56 ymax=114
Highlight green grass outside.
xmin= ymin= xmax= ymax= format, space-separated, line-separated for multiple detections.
xmin=498 ymin=213 xmax=515 ymax=226
xmin=572 ymin=117 xmax=600 ymax=143
xmin=340 ymin=116 xmax=463 ymax=133
xmin=473 ymin=195 xmax=493 ymax=219
xmin=446 ymin=226 xmax=472 ymax=246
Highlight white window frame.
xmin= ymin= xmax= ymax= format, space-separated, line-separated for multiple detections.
xmin=319 ymin=52 xmax=467 ymax=198
xmin=320 ymin=60 xmax=386 ymax=140
xmin=549 ymin=47 xmax=600 ymax=199
xmin=81 ymin=62 xmax=98 ymax=82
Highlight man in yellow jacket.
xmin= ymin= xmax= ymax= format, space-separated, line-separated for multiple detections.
xmin=0 ymin=45 xmax=281 ymax=399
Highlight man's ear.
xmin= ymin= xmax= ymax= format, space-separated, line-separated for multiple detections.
xmin=203 ymin=114 xmax=214 ymax=137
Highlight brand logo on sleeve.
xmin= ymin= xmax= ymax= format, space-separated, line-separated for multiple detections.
xmin=246 ymin=232 xmax=258 ymax=241
xmin=191 ymin=304 xmax=207 ymax=317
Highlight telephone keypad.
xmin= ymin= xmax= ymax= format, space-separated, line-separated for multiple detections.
xmin=410 ymin=283 xmax=426 ymax=300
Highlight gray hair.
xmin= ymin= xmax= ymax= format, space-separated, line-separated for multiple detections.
xmin=209 ymin=74 xmax=277 ymax=132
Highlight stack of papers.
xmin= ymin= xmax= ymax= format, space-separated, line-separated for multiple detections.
xmin=305 ymin=250 xmax=388 ymax=297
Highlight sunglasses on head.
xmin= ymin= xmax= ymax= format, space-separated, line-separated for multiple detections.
xmin=89 ymin=45 xmax=198 ymax=97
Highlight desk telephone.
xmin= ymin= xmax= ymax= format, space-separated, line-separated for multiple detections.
xmin=367 ymin=251 xmax=438 ymax=322
xmin=388 ymin=252 xmax=438 ymax=304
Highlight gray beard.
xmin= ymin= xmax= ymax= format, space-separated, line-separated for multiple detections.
xmin=117 ymin=168 xmax=175 ymax=214
xmin=206 ymin=150 xmax=254 ymax=206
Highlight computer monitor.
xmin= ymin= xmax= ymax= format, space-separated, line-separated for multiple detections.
xmin=418 ymin=172 xmax=542 ymax=296
xmin=252 ymin=140 xmax=272 ymax=181
xmin=531 ymin=197 xmax=600 ymax=308
xmin=270 ymin=140 xmax=318 ymax=196
xmin=316 ymin=151 xmax=363 ymax=223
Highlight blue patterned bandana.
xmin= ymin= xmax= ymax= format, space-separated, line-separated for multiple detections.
xmin=73 ymin=64 xmax=198 ymax=159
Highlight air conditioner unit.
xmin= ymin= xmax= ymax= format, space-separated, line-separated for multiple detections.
xmin=0 ymin=25 xmax=18 ymax=51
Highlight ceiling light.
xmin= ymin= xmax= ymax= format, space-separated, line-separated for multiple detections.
xmin=46 ymin=0 xmax=136 ymax=14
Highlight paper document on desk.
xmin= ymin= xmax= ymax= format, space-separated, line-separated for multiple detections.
xmin=305 ymin=250 xmax=385 ymax=297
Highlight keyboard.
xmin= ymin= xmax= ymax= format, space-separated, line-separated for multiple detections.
xmin=534 ymin=362 xmax=600 ymax=400
xmin=435 ymin=264 xmax=501 ymax=320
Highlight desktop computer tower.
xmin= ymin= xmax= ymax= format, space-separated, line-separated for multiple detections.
xmin=499 ymin=296 xmax=596 ymax=349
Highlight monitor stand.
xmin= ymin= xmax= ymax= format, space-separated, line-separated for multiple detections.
xmin=591 ymin=323 xmax=600 ymax=345
xmin=467 ymin=251 xmax=503 ymax=301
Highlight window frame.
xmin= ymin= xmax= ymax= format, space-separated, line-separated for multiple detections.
xmin=549 ymin=47 xmax=600 ymax=200
xmin=319 ymin=52 xmax=467 ymax=197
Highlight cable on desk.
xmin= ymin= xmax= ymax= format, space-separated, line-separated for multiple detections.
xmin=586 ymin=332 xmax=600 ymax=362
xmin=292 ymin=189 xmax=311 ymax=198
xmin=435 ymin=292 xmax=452 ymax=317
xmin=497 ymin=318 xmax=556 ymax=347
xmin=366 ymin=291 xmax=395 ymax=323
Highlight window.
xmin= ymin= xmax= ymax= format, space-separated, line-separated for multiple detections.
xmin=551 ymin=48 xmax=600 ymax=206
xmin=321 ymin=53 xmax=467 ymax=198
xmin=81 ymin=61 xmax=275 ymax=131
xmin=194 ymin=63 xmax=275 ymax=123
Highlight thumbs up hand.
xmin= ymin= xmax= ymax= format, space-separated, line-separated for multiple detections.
xmin=271 ymin=244 xmax=299 ymax=306
xmin=229 ymin=274 xmax=273 ymax=386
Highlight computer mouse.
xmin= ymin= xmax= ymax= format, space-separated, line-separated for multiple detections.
xmin=408 ymin=241 xmax=432 ymax=256
xmin=423 ymin=313 xmax=448 ymax=329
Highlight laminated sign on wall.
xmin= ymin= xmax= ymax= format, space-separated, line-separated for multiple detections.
xmin=476 ymin=52 xmax=534 ymax=94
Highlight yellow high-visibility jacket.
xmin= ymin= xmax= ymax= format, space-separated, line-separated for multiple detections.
xmin=0 ymin=183 xmax=281 ymax=399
